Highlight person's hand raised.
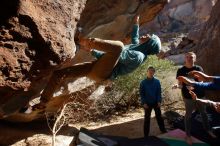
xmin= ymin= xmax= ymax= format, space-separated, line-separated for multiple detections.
xmin=134 ymin=15 xmax=140 ymax=24
xmin=188 ymin=71 xmax=206 ymax=81
xmin=177 ymin=76 xmax=193 ymax=85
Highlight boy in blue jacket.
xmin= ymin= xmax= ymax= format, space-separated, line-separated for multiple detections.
xmin=139 ymin=66 xmax=166 ymax=138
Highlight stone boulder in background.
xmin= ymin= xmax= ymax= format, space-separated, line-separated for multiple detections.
xmin=142 ymin=0 xmax=216 ymax=33
xmin=160 ymin=0 xmax=220 ymax=99
xmin=136 ymin=0 xmax=216 ymax=65
xmin=195 ymin=0 xmax=220 ymax=98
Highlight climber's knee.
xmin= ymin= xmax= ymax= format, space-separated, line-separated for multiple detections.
xmin=114 ymin=41 xmax=124 ymax=54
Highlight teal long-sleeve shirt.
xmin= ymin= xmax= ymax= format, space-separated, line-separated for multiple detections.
xmin=139 ymin=77 xmax=162 ymax=106
xmin=91 ymin=24 xmax=161 ymax=79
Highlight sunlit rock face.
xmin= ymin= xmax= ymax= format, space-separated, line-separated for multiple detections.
xmin=0 ymin=0 xmax=87 ymax=118
xmin=161 ymin=0 xmax=220 ymax=98
xmin=162 ymin=0 xmax=219 ymax=74
xmin=78 ymin=0 xmax=168 ymax=40
xmin=142 ymin=0 xmax=217 ymax=33
xmin=195 ymin=0 xmax=220 ymax=98
xmin=156 ymin=0 xmax=216 ymax=65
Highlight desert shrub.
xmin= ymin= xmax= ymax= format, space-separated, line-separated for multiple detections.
xmin=94 ymin=55 xmax=178 ymax=117
xmin=66 ymin=55 xmax=180 ymax=123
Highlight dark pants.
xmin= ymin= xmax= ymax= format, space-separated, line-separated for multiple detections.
xmin=144 ymin=104 xmax=166 ymax=137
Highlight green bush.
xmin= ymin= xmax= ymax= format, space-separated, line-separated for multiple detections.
xmin=67 ymin=55 xmax=179 ymax=123
xmin=113 ymin=55 xmax=176 ymax=94
xmin=95 ymin=55 xmax=178 ymax=116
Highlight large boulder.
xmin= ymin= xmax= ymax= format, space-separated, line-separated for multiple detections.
xmin=195 ymin=0 xmax=220 ymax=98
xmin=0 ymin=0 xmax=87 ymax=118
xmin=78 ymin=0 xmax=168 ymax=40
xmin=0 ymin=0 xmax=168 ymax=121
xmin=142 ymin=0 xmax=216 ymax=32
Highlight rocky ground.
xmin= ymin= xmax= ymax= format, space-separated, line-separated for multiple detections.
xmin=0 ymin=105 xmax=185 ymax=146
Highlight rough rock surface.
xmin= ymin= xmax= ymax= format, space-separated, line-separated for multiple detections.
xmin=0 ymin=0 xmax=167 ymax=121
xmin=78 ymin=0 xmax=168 ymax=40
xmin=0 ymin=0 xmax=86 ymax=118
xmin=162 ymin=0 xmax=220 ymax=98
xmin=195 ymin=0 xmax=220 ymax=98
xmin=164 ymin=35 xmax=196 ymax=60
xmin=142 ymin=0 xmax=216 ymax=33
xmin=143 ymin=0 xmax=216 ymax=65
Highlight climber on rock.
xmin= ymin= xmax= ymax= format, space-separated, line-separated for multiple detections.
xmin=34 ymin=15 xmax=164 ymax=109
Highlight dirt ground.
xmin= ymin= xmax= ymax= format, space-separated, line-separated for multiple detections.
xmin=72 ymin=108 xmax=180 ymax=138
xmin=0 ymin=74 xmax=185 ymax=145
xmin=75 ymin=109 xmax=149 ymax=138
xmin=0 ymin=101 xmax=186 ymax=146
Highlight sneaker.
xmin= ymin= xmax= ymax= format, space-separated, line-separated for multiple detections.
xmin=185 ymin=136 xmax=192 ymax=145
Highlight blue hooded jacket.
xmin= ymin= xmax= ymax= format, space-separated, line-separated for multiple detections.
xmin=92 ymin=24 xmax=161 ymax=79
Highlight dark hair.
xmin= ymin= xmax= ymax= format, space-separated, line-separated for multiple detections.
xmin=147 ymin=66 xmax=155 ymax=72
